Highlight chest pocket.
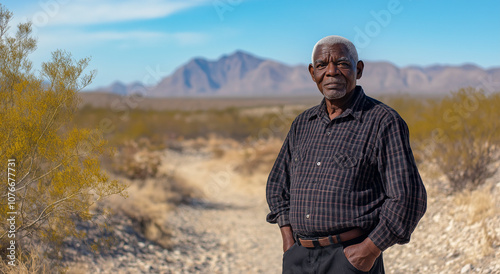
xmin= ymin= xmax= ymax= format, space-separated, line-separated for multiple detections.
xmin=329 ymin=151 xmax=380 ymax=191
xmin=318 ymin=152 xmax=360 ymax=191
xmin=332 ymin=152 xmax=359 ymax=168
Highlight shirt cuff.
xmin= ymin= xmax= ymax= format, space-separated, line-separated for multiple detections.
xmin=368 ymin=220 xmax=403 ymax=251
xmin=277 ymin=213 xmax=290 ymax=227
xmin=267 ymin=211 xmax=290 ymax=227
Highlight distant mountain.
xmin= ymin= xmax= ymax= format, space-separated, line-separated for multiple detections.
xmin=358 ymin=62 xmax=500 ymax=95
xmin=90 ymin=51 xmax=500 ymax=97
xmin=146 ymin=50 xmax=312 ymax=97
xmin=93 ymin=81 xmax=146 ymax=96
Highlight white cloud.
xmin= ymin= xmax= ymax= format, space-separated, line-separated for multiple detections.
xmin=34 ymin=29 xmax=209 ymax=51
xmin=22 ymin=0 xmax=211 ymax=27
xmin=168 ymin=32 xmax=209 ymax=45
xmin=3 ymin=0 xmax=213 ymax=61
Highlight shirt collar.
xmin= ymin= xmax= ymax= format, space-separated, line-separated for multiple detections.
xmin=308 ymin=85 xmax=366 ymax=122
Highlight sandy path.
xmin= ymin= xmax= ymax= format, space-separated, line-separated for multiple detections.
xmin=161 ymin=149 xmax=283 ymax=273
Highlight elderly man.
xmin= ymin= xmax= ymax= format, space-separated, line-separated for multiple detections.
xmin=266 ymin=35 xmax=427 ymax=273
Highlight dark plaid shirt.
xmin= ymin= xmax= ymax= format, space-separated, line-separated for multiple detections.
xmin=266 ymin=86 xmax=427 ymax=251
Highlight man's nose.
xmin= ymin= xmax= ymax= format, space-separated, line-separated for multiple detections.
xmin=325 ymin=62 xmax=339 ymax=76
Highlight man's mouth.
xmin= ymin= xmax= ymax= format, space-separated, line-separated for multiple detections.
xmin=324 ymin=82 xmax=344 ymax=88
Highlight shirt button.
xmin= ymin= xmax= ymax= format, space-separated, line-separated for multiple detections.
xmin=326 ymin=131 xmax=331 ymax=136
xmin=306 ymin=214 xmax=310 ymax=219
xmin=316 ymin=161 xmax=321 ymax=166
xmin=294 ymin=157 xmax=298 ymax=162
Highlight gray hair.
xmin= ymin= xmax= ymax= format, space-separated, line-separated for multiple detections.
xmin=311 ymin=35 xmax=358 ymax=64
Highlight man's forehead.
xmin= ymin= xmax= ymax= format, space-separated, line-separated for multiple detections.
xmin=313 ymin=44 xmax=351 ymax=61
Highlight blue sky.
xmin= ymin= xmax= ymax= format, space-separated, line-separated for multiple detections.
xmin=2 ymin=0 xmax=500 ymax=89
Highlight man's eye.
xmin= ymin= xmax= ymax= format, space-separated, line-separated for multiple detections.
xmin=339 ymin=62 xmax=350 ymax=67
xmin=316 ymin=64 xmax=325 ymax=68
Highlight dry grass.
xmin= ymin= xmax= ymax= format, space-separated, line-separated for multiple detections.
xmin=452 ymin=184 xmax=499 ymax=257
xmin=454 ymin=186 xmax=497 ymax=225
xmin=103 ymin=174 xmax=200 ymax=249
xmin=109 ymin=138 xmax=163 ymax=180
xmin=0 ymin=246 xmax=52 ymax=274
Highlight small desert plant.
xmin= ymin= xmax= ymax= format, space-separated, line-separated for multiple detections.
xmin=454 ymin=186 xmax=499 ymax=256
xmin=111 ymin=139 xmax=162 ymax=179
xmin=454 ymin=187 xmax=496 ymax=224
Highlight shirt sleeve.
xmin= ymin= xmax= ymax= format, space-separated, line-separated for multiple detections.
xmin=369 ymin=114 xmax=427 ymax=251
xmin=266 ymin=122 xmax=295 ymax=227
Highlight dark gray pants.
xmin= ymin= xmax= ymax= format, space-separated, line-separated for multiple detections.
xmin=282 ymin=242 xmax=385 ymax=274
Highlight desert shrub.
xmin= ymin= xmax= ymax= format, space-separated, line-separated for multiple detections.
xmin=381 ymin=89 xmax=500 ymax=191
xmin=0 ymin=6 xmax=124 ymax=270
xmin=111 ymin=139 xmax=162 ymax=179
xmin=412 ymin=88 xmax=500 ymax=191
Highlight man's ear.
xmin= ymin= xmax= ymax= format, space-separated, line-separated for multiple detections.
xmin=356 ymin=60 xmax=364 ymax=80
xmin=308 ymin=63 xmax=316 ymax=82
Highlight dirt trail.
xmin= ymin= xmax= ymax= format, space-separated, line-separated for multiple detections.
xmin=160 ymin=149 xmax=283 ymax=273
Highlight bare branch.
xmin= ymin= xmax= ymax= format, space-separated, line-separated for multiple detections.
xmin=19 ymin=190 xmax=81 ymax=233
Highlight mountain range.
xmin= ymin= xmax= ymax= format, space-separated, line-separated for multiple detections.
xmin=90 ymin=50 xmax=500 ymax=97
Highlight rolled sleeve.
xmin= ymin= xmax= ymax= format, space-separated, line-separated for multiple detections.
xmin=372 ymin=115 xmax=427 ymax=251
xmin=266 ymin=210 xmax=290 ymax=227
xmin=369 ymin=220 xmax=400 ymax=251
xmin=266 ymin=122 xmax=295 ymax=228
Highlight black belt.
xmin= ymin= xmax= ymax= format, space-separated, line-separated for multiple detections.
xmin=297 ymin=228 xmax=365 ymax=248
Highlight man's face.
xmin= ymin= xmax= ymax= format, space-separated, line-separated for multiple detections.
xmin=308 ymin=44 xmax=363 ymax=100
